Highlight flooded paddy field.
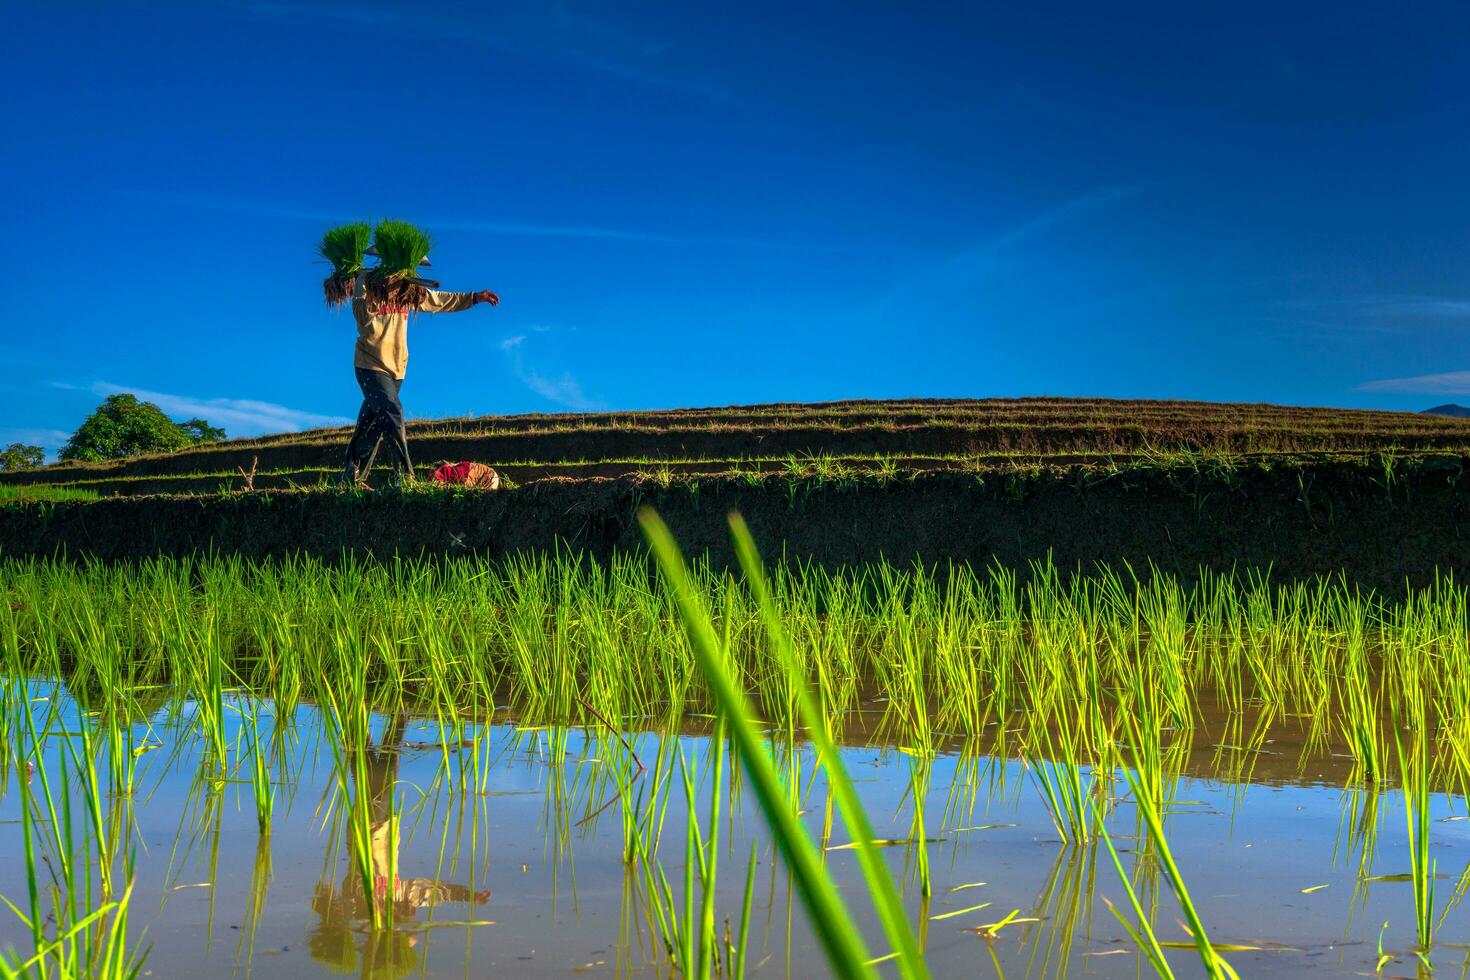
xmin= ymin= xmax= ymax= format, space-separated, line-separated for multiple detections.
xmin=3 ymin=694 xmax=1467 ymax=978
xmin=3 ymin=531 xmax=1470 ymax=977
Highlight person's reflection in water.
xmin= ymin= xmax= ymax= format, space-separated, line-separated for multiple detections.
xmin=308 ymin=713 xmax=491 ymax=978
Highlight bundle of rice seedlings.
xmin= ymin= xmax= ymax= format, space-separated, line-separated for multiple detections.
xmin=365 ymin=220 xmax=434 ymax=306
xmin=318 ymin=222 xmax=372 ymax=307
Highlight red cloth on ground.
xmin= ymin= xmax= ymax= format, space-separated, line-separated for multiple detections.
xmin=431 ymin=461 xmax=500 ymax=489
xmin=432 ymin=461 xmax=474 ymax=484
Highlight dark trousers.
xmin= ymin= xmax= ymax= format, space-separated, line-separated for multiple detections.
xmin=345 ymin=368 xmax=412 ymax=481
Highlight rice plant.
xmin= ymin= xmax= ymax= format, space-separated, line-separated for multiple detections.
xmin=1396 ymin=721 xmax=1436 ymax=963
xmin=318 ymin=222 xmax=372 ymax=275
xmin=627 ymin=724 xmax=763 ymax=979
xmin=1106 ymin=716 xmax=1239 ymax=980
xmin=241 ymin=699 xmax=275 ymax=836
xmin=7 ymin=551 xmax=1470 ymax=781
xmin=0 ymin=681 xmax=150 ymax=978
xmin=0 ymin=484 xmax=100 ymax=504
xmin=370 ymin=219 xmax=432 ymax=279
xmin=642 ymin=506 xmax=902 ymax=978
xmin=318 ymin=221 xmax=371 ymax=306
xmin=1022 ymin=712 xmax=1097 ymax=845
xmin=3 ymin=536 xmax=1470 ymax=977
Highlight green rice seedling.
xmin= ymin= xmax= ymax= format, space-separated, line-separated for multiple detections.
xmin=728 ymin=513 xmax=929 ymax=979
xmin=318 ymin=221 xmax=372 ymax=306
xmin=0 ymin=880 xmax=147 ymax=980
xmin=64 ymin=717 xmax=115 ymax=898
xmin=318 ymin=222 xmax=371 ymax=274
xmin=1022 ymin=714 xmax=1095 ymax=845
xmin=1395 ymin=721 xmax=1436 ymax=961
xmin=1110 ymin=716 xmax=1239 ymax=980
xmin=0 ymin=484 xmax=101 ymax=504
xmin=1 ymin=683 xmax=150 ymax=979
xmin=1339 ymin=645 xmax=1383 ymax=784
xmin=370 ymin=219 xmax=432 ymax=278
xmin=101 ymin=708 xmax=158 ymax=802
xmin=165 ymin=597 xmax=231 ymax=774
xmin=629 ymin=724 xmax=760 ymax=979
xmin=894 ymin=751 xmax=936 ymax=898
xmin=641 ymin=507 xmax=888 ymax=979
xmin=697 ymin=721 xmax=725 ymax=979
xmin=1132 ymin=570 xmax=1195 ymax=733
xmin=1115 ymin=682 xmax=1171 ymax=814
xmin=624 ymin=743 xmax=683 ymax=958
xmin=7 ymin=547 xmax=1470 ymax=823
xmin=241 ymin=700 xmax=275 ymax=836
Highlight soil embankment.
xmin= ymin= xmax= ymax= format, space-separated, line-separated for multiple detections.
xmin=3 ymin=456 xmax=1466 ymax=590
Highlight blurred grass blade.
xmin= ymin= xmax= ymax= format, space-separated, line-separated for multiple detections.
xmin=729 ymin=512 xmax=930 ymax=980
xmin=639 ymin=506 xmax=877 ymax=979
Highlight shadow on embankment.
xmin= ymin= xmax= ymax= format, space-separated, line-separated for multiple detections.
xmin=3 ymin=456 xmax=1468 ymax=591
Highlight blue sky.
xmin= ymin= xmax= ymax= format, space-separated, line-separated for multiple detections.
xmin=5 ymin=2 xmax=1470 ymax=455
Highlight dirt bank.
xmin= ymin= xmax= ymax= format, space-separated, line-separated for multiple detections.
xmin=2 ymin=457 xmax=1466 ymax=589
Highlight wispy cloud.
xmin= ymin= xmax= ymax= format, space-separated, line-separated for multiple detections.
xmin=876 ymin=184 xmax=1144 ymax=317
xmin=498 ymin=333 xmax=603 ymax=411
xmin=0 ymin=428 xmax=72 ymax=454
xmin=1285 ymin=294 xmax=1470 ymax=320
xmin=122 ymin=189 xmax=338 ymax=224
xmin=222 ymin=1 xmax=731 ymax=102
xmin=68 ymin=382 xmax=352 ymax=436
xmin=980 ymin=185 xmax=1146 ymax=254
xmin=517 ymin=368 xmax=600 ymax=411
xmin=128 ymin=189 xmax=813 ymax=250
xmin=431 ymin=217 xmax=809 ymax=249
xmin=1357 ymin=371 xmax=1470 ymax=395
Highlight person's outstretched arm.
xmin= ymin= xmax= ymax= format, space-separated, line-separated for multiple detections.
xmin=418 ymin=289 xmax=500 ymax=313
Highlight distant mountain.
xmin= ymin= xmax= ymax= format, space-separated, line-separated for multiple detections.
xmin=1423 ymin=403 xmax=1470 ymax=418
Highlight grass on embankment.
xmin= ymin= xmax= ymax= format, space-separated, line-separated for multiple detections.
xmin=0 ymin=483 xmax=100 ymax=504
xmin=1 ymin=455 xmax=1467 ymax=590
xmin=7 ymin=396 xmax=1469 ymax=489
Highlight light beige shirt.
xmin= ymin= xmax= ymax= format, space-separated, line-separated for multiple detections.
xmin=351 ymin=275 xmax=478 ymax=379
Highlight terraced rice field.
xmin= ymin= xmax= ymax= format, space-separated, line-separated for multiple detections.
xmin=4 ymin=534 xmax=1470 ymax=977
xmin=3 ymin=399 xmax=1470 ymax=977
xmin=5 ymin=397 xmax=1470 ymax=497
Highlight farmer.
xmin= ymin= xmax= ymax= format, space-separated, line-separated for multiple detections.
xmin=343 ymin=227 xmax=499 ymax=486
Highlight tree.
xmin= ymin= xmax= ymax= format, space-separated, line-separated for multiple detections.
xmin=179 ymin=417 xmax=226 ymax=443
xmin=0 ymin=443 xmax=44 ymax=471
xmin=59 ymin=394 xmax=227 ymax=462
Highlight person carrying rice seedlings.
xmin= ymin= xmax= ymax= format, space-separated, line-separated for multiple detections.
xmin=319 ymin=220 xmax=499 ymax=486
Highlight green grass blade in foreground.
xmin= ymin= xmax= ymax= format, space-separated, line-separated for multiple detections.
xmin=1119 ymin=718 xmax=1238 ymax=980
xmin=729 ymin=512 xmax=930 ymax=980
xmin=638 ymin=507 xmax=876 ymax=979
